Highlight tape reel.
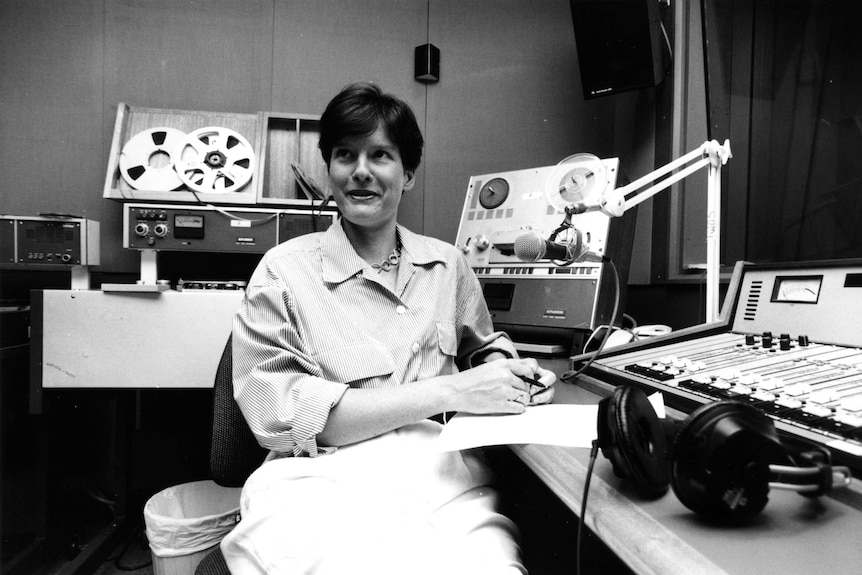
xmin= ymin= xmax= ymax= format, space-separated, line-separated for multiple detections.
xmin=118 ymin=127 xmax=187 ymax=191
xmin=171 ymin=126 xmax=256 ymax=194
xmin=545 ymin=153 xmax=607 ymax=211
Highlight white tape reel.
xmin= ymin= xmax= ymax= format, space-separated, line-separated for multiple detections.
xmin=171 ymin=126 xmax=256 ymax=194
xmin=119 ymin=127 xmax=187 ymax=191
xmin=545 ymin=153 xmax=607 ymax=211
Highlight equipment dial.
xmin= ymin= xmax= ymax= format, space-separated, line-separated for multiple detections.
xmin=478 ymin=178 xmax=510 ymax=209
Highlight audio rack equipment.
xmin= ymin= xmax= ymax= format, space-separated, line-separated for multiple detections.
xmin=0 ymin=215 xmax=99 ymax=267
xmin=123 ymin=203 xmax=336 ymax=254
xmin=176 ymin=279 xmax=247 ymax=291
xmin=572 ymin=259 xmax=862 ymax=475
xmin=0 ymin=215 xmax=100 ymax=289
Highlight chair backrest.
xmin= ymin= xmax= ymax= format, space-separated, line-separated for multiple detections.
xmin=209 ymin=334 xmax=268 ymax=487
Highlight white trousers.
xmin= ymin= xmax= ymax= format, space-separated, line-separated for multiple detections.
xmin=221 ymin=421 xmax=526 ymax=575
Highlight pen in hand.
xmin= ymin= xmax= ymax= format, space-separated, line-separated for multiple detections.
xmin=519 ymin=374 xmax=546 ymax=397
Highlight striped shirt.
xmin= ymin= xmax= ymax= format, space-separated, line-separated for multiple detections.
xmin=232 ymin=218 xmax=516 ymax=457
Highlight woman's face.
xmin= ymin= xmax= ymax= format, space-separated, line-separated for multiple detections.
xmin=328 ymin=123 xmax=415 ymax=233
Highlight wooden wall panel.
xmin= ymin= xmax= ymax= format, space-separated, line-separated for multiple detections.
xmin=0 ymin=0 xmax=105 ymax=227
xmin=423 ymin=0 xmax=617 ymax=244
xmin=0 ymin=0 xmax=643 ymax=276
xmin=104 ymin=0 xmax=274 ymax=115
xmin=101 ymin=0 xmax=276 ymax=270
xmin=269 ymin=0 xmax=429 ymax=234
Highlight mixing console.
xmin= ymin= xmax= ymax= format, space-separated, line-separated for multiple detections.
xmin=574 ymin=259 xmax=862 ymax=473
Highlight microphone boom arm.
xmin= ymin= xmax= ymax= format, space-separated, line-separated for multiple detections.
xmin=576 ymin=139 xmax=732 ymax=323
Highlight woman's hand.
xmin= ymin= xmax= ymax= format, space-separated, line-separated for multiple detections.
xmin=520 ymin=357 xmax=556 ymax=406
xmin=446 ymin=358 xmax=556 ymax=415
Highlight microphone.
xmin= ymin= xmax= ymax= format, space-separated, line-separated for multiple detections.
xmin=513 ymin=231 xmax=580 ymax=262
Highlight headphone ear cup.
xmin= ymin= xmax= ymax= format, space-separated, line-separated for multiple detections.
xmin=670 ymin=400 xmax=793 ymax=521
xmin=597 ymin=386 xmax=670 ymax=497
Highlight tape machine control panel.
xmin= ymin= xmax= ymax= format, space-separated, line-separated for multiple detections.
xmin=455 ymin=154 xmax=633 ymax=338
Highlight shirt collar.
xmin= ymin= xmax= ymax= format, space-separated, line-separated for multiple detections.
xmin=321 ymin=218 xmax=446 ymax=284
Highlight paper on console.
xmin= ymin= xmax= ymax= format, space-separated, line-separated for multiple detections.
xmin=437 ymin=404 xmax=599 ymax=452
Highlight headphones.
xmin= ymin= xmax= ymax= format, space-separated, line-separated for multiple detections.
xmin=597 ymin=386 xmax=853 ymax=521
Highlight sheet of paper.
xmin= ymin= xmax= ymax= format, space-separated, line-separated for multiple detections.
xmin=437 ymin=404 xmax=599 ymax=452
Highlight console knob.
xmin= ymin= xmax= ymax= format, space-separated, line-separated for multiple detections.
xmin=474 ymin=235 xmax=490 ymax=251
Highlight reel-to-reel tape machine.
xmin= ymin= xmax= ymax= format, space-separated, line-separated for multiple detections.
xmin=117 ymin=125 xmax=257 ymax=196
xmin=103 ymin=104 xmax=264 ymax=206
xmin=455 ymin=154 xmax=637 ymax=354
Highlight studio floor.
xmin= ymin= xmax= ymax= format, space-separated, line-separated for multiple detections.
xmin=22 ymin=520 xmax=154 ymax=575
xmin=93 ymin=527 xmax=154 ymax=575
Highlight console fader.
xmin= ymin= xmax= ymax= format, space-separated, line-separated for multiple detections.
xmin=574 ymin=259 xmax=862 ymax=474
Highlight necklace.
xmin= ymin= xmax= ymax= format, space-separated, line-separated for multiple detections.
xmin=371 ymin=246 xmax=401 ymax=273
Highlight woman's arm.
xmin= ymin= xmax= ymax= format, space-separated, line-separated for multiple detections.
xmin=318 ymin=357 xmax=545 ymax=446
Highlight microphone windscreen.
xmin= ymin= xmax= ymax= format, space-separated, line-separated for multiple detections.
xmin=513 ymin=232 xmax=545 ymax=262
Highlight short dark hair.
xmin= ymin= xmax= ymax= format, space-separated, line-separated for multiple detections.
xmin=318 ymin=82 xmax=424 ymax=173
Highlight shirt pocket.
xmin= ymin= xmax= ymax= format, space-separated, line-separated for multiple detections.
xmin=314 ymin=341 xmax=396 ymax=385
xmin=435 ymin=321 xmax=458 ymax=357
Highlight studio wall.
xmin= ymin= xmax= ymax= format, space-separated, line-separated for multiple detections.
xmin=0 ymin=0 xmax=653 ymax=280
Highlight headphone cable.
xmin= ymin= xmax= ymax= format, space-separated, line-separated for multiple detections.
xmin=577 ymin=439 xmax=601 ymax=575
xmin=561 ymin=256 xmax=621 ymax=383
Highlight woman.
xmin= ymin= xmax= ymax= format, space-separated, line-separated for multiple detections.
xmin=222 ymin=82 xmax=556 ymax=574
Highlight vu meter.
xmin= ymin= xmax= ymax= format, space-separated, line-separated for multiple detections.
xmin=772 ymin=275 xmax=823 ymax=304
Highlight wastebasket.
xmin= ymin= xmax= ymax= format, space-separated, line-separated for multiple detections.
xmin=144 ymin=480 xmax=242 ymax=575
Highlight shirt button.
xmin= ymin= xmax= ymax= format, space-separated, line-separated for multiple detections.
xmin=396 ymin=305 xmax=407 ymax=314
xmin=411 ymin=342 xmax=420 ymax=353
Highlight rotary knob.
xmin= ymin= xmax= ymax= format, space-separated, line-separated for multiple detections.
xmin=473 ymin=235 xmax=491 ymax=251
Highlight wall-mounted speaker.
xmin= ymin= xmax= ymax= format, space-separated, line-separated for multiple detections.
xmin=570 ymin=0 xmax=669 ymax=99
xmin=415 ymin=43 xmax=440 ymax=83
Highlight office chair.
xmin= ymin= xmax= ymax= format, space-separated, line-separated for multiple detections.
xmin=195 ymin=335 xmax=267 ymax=575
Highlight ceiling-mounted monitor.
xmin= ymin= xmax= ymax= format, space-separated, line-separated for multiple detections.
xmin=570 ymin=0 xmax=670 ymax=99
